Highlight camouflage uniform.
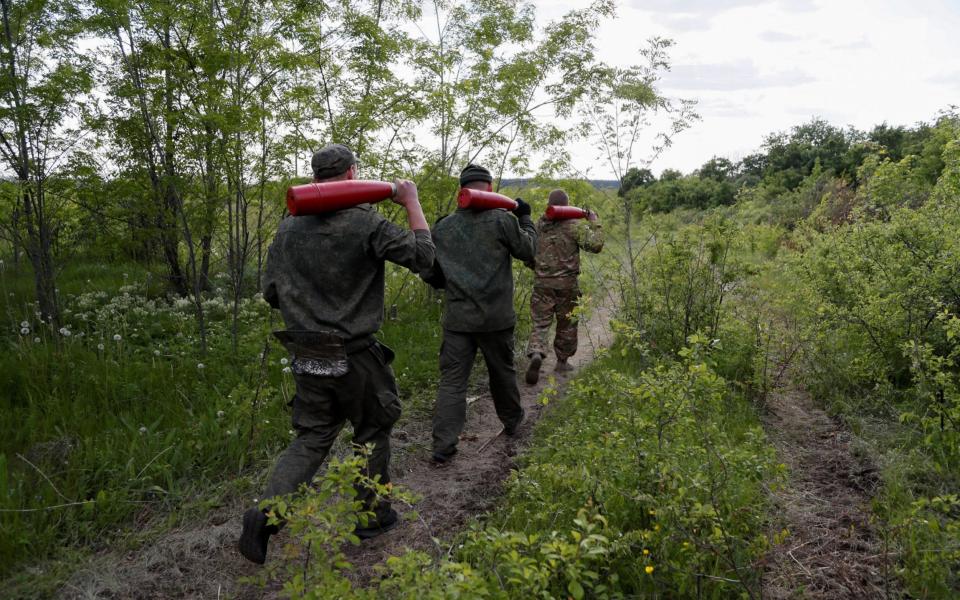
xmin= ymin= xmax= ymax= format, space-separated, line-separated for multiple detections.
xmin=526 ymin=217 xmax=604 ymax=362
xmin=422 ymin=206 xmax=537 ymax=458
xmin=261 ymin=205 xmax=434 ymax=521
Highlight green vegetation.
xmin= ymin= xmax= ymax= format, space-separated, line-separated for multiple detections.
xmin=1 ymin=0 xmax=958 ymax=597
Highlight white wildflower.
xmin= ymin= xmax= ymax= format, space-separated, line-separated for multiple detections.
xmin=59 ymin=327 xmax=71 ymax=337
xmin=138 ymin=426 xmax=147 ymax=435
xmin=226 ymin=430 xmax=233 ymax=436
xmin=113 ymin=334 xmax=122 ymax=342
xmin=216 ymin=410 xmax=225 ymax=418
xmin=97 ymin=343 xmax=104 ymax=351
xmin=154 ymin=349 xmax=161 ymax=356
xmin=34 ymin=337 xmax=40 ymax=343
xmin=197 ymin=363 xmax=205 ymax=370
xmin=280 ymin=357 xmax=289 ymax=365
xmin=282 ymin=366 xmax=291 ymax=373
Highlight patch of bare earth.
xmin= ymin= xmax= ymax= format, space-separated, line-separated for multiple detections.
xmin=760 ymin=381 xmax=901 ymax=599
xmin=55 ymin=306 xmax=613 ymax=599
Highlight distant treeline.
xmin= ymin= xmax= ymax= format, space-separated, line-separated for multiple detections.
xmin=623 ymin=111 xmax=959 ymax=214
xmin=501 ymin=178 xmax=621 ymax=190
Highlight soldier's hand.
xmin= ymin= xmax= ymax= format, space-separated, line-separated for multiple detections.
xmin=587 ymin=210 xmax=598 ymax=222
xmin=392 ymin=179 xmax=420 ymax=208
xmin=512 ymin=197 xmax=531 ymax=218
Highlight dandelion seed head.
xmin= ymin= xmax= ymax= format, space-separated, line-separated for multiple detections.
xmin=154 ymin=349 xmax=161 ymax=356
xmin=216 ymin=410 xmax=225 ymax=418
xmin=197 ymin=363 xmax=205 ymax=370
xmin=138 ymin=426 xmax=147 ymax=435
xmin=280 ymin=357 xmax=288 ymax=365
xmin=97 ymin=343 xmax=104 ymax=350
xmin=282 ymin=366 xmax=291 ymax=373
xmin=34 ymin=337 xmax=41 ymax=343
xmin=20 ymin=321 xmax=28 ymax=328
xmin=20 ymin=327 xmax=29 ymax=335
xmin=113 ymin=334 xmax=121 ymax=341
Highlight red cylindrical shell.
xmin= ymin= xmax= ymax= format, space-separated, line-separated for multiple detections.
xmin=457 ymin=188 xmax=518 ymax=211
xmin=286 ymin=180 xmax=396 ymax=216
xmin=546 ymin=205 xmax=589 ymax=220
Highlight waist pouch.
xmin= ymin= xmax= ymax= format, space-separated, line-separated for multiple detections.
xmin=273 ymin=330 xmax=375 ymax=377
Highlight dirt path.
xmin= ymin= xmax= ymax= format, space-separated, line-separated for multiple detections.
xmin=760 ymin=380 xmax=899 ymax=599
xmin=58 ymin=304 xmax=614 ymax=599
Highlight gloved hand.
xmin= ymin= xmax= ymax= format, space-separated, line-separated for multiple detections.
xmin=512 ymin=197 xmax=531 ymax=218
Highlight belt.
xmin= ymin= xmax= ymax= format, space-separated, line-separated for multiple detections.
xmin=344 ymin=335 xmax=377 ymax=355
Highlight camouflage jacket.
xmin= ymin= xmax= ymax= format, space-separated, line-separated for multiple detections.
xmin=263 ymin=204 xmax=434 ymax=341
xmin=529 ymin=217 xmax=604 ymax=289
xmin=422 ymin=208 xmax=537 ymax=332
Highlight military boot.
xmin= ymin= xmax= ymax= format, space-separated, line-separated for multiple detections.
xmin=238 ymin=508 xmax=278 ymax=564
xmin=355 ymin=507 xmax=400 ymax=540
xmin=525 ymin=353 xmax=543 ymax=385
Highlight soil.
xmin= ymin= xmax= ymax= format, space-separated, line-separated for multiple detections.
xmin=760 ymin=379 xmax=901 ymax=599
xmin=57 ymin=305 xmax=614 ymax=599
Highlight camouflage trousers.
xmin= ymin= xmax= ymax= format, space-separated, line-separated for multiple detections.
xmin=432 ymin=327 xmax=524 ymax=457
xmin=526 ymin=286 xmax=580 ymax=361
xmin=263 ymin=342 xmax=400 ymax=522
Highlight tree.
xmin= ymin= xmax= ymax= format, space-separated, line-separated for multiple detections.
xmin=576 ymin=36 xmax=698 ymax=323
xmin=0 ymin=0 xmax=94 ymax=327
xmin=408 ymin=0 xmax=616 ymax=218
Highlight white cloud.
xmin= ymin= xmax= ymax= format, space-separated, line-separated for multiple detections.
xmin=758 ymin=30 xmax=803 ymax=42
xmin=661 ymin=60 xmax=816 ymax=91
xmin=530 ymin=0 xmax=960 ymax=176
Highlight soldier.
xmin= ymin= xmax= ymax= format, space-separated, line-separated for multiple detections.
xmin=238 ymin=144 xmax=434 ymax=564
xmin=524 ymin=189 xmax=603 ymax=385
xmin=421 ymin=164 xmax=537 ymax=463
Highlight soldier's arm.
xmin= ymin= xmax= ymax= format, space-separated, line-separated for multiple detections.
xmin=261 ymin=243 xmax=281 ymax=309
xmin=369 ymin=218 xmax=435 ymax=273
xmin=577 ymin=218 xmax=604 ymax=254
xmin=369 ymin=179 xmax=435 ymax=272
xmin=501 ymin=212 xmax=538 ymax=263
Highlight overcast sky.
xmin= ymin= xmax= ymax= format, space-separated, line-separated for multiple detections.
xmin=535 ymin=0 xmax=960 ymax=177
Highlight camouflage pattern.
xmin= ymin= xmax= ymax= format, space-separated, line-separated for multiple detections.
xmin=263 ymin=342 xmax=400 ymax=522
xmin=526 ymin=286 xmax=581 ymax=361
xmin=263 ymin=204 xmax=435 ymax=340
xmin=525 ymin=217 xmax=603 ymax=359
xmin=432 ymin=327 xmax=524 ymax=457
xmin=260 ymin=205 xmax=433 ymax=520
xmin=422 ymin=208 xmax=537 ymax=332
xmin=530 ymin=217 xmax=603 ymax=289
xmin=422 ymin=205 xmax=535 ymax=458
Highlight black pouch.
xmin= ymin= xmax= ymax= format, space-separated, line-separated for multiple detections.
xmin=273 ymin=330 xmax=349 ymax=377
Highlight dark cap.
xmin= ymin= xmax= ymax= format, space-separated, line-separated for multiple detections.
xmin=459 ymin=163 xmax=493 ymax=187
xmin=311 ymin=144 xmax=356 ymax=180
xmin=548 ymin=189 xmax=569 ymax=206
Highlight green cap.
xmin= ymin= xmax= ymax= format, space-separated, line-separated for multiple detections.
xmin=311 ymin=144 xmax=356 ymax=180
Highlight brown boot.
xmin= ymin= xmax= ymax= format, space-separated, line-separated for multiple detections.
xmin=525 ymin=354 xmax=543 ymax=385
xmin=555 ymin=359 xmax=573 ymax=373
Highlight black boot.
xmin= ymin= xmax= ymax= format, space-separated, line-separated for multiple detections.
xmin=238 ymin=508 xmax=277 ymax=564
xmin=525 ymin=354 xmax=543 ymax=385
xmin=354 ymin=507 xmax=400 ymax=540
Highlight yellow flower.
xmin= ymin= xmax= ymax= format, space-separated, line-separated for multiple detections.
xmin=645 ymin=566 xmax=654 ymax=575
xmin=642 ymin=549 xmax=650 ymax=555
xmin=654 ymin=524 xmax=661 ymax=531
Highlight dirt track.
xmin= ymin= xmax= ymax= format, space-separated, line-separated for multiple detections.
xmin=760 ymin=380 xmax=901 ymax=599
xmin=58 ymin=304 xmax=614 ymax=599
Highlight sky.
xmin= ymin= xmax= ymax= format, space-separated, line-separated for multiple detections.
xmin=534 ymin=0 xmax=960 ymax=177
